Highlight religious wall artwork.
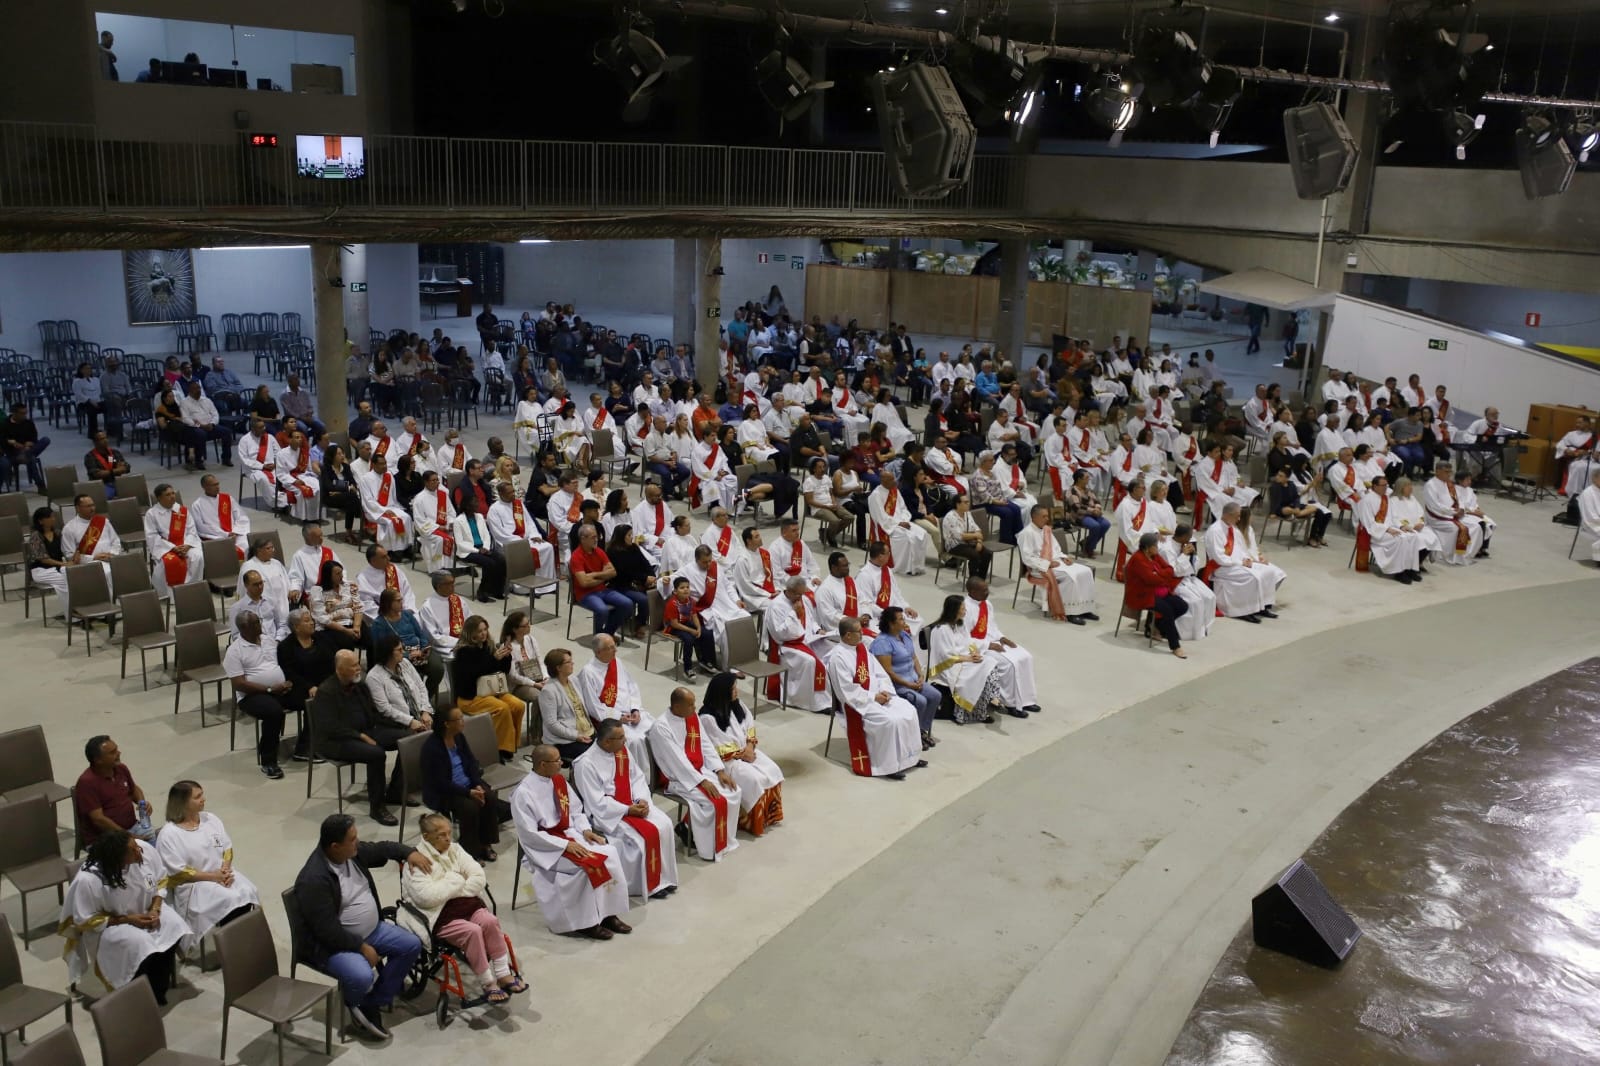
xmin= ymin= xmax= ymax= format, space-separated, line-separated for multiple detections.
xmin=123 ymin=248 xmax=197 ymax=325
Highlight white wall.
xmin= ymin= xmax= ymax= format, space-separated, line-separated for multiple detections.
xmin=366 ymin=243 xmax=419 ymax=334
xmin=501 ymin=240 xmax=673 ymax=317
xmin=0 ymin=246 xmax=310 ymax=355
xmin=721 ymin=238 xmax=822 ymax=319
xmin=1324 ymin=295 xmax=1600 ymax=431
xmin=1401 ymin=279 xmax=1600 ymax=350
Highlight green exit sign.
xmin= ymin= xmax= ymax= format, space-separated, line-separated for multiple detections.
xmin=348 ymin=282 xmax=367 ymax=293
xmin=1427 ymin=338 xmax=1448 ymax=350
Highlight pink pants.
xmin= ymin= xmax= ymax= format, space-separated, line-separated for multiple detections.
xmin=436 ymin=910 xmax=509 ymax=977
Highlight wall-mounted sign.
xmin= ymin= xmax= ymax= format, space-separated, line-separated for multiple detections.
xmin=1526 ymin=312 xmax=1541 ymax=327
xmin=1427 ymin=339 xmax=1448 ymax=351
xmin=791 ymin=257 xmax=804 ymax=270
xmin=348 ymin=282 xmax=367 ymax=293
xmin=707 ymin=306 xmax=721 ymax=319
xmin=756 ymin=253 xmax=769 ymax=264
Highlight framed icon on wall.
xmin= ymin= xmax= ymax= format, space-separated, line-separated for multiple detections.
xmin=123 ymin=248 xmax=197 ymax=325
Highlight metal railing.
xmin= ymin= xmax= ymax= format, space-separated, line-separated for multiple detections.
xmin=0 ymin=122 xmax=1021 ymax=215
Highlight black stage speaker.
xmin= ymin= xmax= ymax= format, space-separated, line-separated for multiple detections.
xmin=1283 ymin=103 xmax=1358 ymax=200
xmin=1516 ymin=130 xmax=1575 ymax=200
xmin=1251 ymin=858 xmax=1361 ymax=968
xmin=871 ymin=62 xmax=975 ymax=200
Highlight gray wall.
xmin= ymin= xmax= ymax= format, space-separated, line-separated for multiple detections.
xmin=1403 ymin=278 xmax=1600 ymax=349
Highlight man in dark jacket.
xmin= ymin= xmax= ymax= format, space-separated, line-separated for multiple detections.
xmin=291 ymin=813 xmax=429 ymax=1041
xmin=310 ymin=649 xmax=409 ymax=826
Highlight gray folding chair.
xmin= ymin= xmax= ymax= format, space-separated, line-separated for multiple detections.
xmin=0 ymin=726 xmax=70 ymax=811
xmin=0 ymin=913 xmax=71 ymax=1064
xmin=724 ymin=613 xmax=786 ymax=712
xmin=502 ymin=538 xmax=560 ymax=622
xmin=201 ymin=538 xmax=241 ymax=608
xmin=394 ymin=731 xmax=430 ymax=842
xmin=88 ymin=976 xmax=222 ymax=1066
xmin=0 ymin=516 xmax=23 ymax=603
xmin=64 ymin=564 xmax=119 ymax=655
xmin=0 ymin=798 xmax=72 ymax=943
xmin=9 ymin=1024 xmax=84 ymax=1066
xmin=42 ymin=469 xmax=77 ymax=520
xmin=116 ymin=474 xmax=151 ymax=511
xmin=172 ymin=580 xmax=230 ymax=640
xmin=463 ymin=712 xmax=526 ymax=792
xmin=214 ymin=907 xmax=333 ymax=1066
xmin=105 ymin=497 xmax=146 ymax=561
xmin=107 ymin=551 xmax=152 ymax=602
xmin=172 ymin=620 xmax=230 ymax=725
xmin=118 ymin=590 xmax=174 ymax=691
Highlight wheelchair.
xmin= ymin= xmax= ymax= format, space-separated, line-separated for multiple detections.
xmin=386 ymin=896 xmax=524 ymax=1029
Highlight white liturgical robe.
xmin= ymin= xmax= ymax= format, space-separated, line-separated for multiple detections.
xmin=509 ymin=773 xmax=629 ymax=933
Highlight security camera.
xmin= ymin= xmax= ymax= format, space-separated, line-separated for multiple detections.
xmin=710 ymin=266 xmax=725 ymax=276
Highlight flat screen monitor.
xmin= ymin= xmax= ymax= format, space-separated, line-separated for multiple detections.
xmin=207 ymin=68 xmax=246 ymax=89
xmin=296 ymin=134 xmax=364 ymax=179
xmin=159 ymin=61 xmax=207 ymax=85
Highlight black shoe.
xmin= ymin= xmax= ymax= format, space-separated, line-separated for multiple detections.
xmin=348 ymin=1005 xmax=389 ymax=1041
xmin=914 ymin=759 xmax=929 ymax=768
xmin=371 ymin=808 xmax=398 ymax=827
xmin=1082 ymin=611 xmax=1100 ymax=621
xmin=1397 ymin=572 xmax=1415 ymax=584
xmin=1258 ymin=607 xmax=1279 ymax=619
xmin=1239 ymin=613 xmax=1262 ymax=624
xmin=1023 ymin=704 xmax=1041 ymax=714
xmin=886 ymin=771 xmax=907 ymax=780
xmin=1005 ymin=706 xmax=1028 ymax=718
xmin=259 ymin=763 xmax=284 ymax=780
xmin=1477 ymin=549 xmax=1490 ymax=558
xmin=1065 ymin=615 xmax=1086 ymax=626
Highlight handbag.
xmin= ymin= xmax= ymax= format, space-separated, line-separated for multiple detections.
xmin=475 ymin=672 xmax=508 ymax=698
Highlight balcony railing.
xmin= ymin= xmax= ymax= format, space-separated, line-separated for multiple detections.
xmin=0 ymin=122 xmax=1021 ymax=215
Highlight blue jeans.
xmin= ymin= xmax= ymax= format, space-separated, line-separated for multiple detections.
xmin=648 ymin=461 xmax=690 ymax=494
xmin=324 ymin=920 xmax=422 ymax=1009
xmin=1077 ymin=514 xmax=1111 ymax=553
xmin=0 ymin=438 xmax=49 ymax=489
xmin=578 ymin=588 xmax=640 ymax=635
xmin=984 ymin=502 xmax=1024 ymax=545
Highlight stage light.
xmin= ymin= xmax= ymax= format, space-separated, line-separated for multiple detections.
xmin=948 ymin=33 xmax=1034 ymax=125
xmin=1085 ymin=82 xmax=1141 ymax=146
xmin=1516 ymin=111 xmax=1575 ymax=199
xmin=1563 ymin=112 xmax=1598 ymax=164
xmin=755 ymin=34 xmax=833 ymax=122
xmin=1323 ymin=12 xmax=1341 ymax=23
xmin=1441 ymin=110 xmax=1483 ymax=160
xmin=1188 ymin=66 xmax=1241 ymax=146
xmin=1127 ymin=24 xmax=1211 ymax=109
xmin=1383 ymin=18 xmax=1493 ymax=118
xmin=595 ymin=16 xmax=692 ymax=123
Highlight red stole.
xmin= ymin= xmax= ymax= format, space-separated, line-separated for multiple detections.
xmin=1122 ymin=450 xmax=1134 ymax=473
xmin=511 ymin=499 xmax=526 ymax=537
xmin=431 ymin=491 xmax=456 ymax=556
xmin=716 ymin=524 xmax=732 ymax=557
xmin=1011 ymin=462 xmax=1023 ymax=489
xmin=160 ymin=506 xmax=189 ymax=588
xmin=1224 ymin=526 xmax=1236 ymax=556
xmin=566 ymin=494 xmax=582 ymax=523
xmin=876 ymin=565 xmax=894 ymax=609
xmin=374 ymin=437 xmax=391 ymax=460
xmin=592 ymin=406 xmax=607 ymax=430
xmin=1132 ymin=499 xmax=1146 ymax=529
xmin=384 ymin=563 xmax=400 ymax=594
xmin=765 ymin=600 xmax=828 ymax=700
xmin=78 ymin=515 xmax=107 ymax=556
xmin=452 ymin=443 xmax=466 ymax=469
xmin=812 ymin=377 xmax=824 ymax=401
xmin=758 ymin=548 xmax=776 ymax=595
xmin=1374 ymin=494 xmax=1389 ymax=524
xmin=883 ymin=486 xmax=899 ymax=516
xmin=91 ymin=449 xmax=115 ymax=474
xmin=447 ymin=595 xmax=464 ymax=638
xmin=785 ymin=539 xmax=805 ymax=576
xmin=255 ymin=435 xmax=272 ymax=468
xmin=842 ymin=576 xmax=860 ymax=618
xmin=843 ymin=643 xmax=875 ymax=777
xmin=706 ymin=443 xmax=720 ymax=471
xmin=693 ymin=564 xmax=720 ymax=612
xmin=683 ymin=716 xmax=728 ymax=854
xmin=651 ymin=502 xmax=666 ymax=537
xmin=1343 ymin=465 xmax=1356 ymax=490
xmin=1211 ymin=458 xmax=1224 ymax=482
xmin=1442 ymin=483 xmax=1470 ymax=553
xmin=598 ymin=657 xmax=620 ymax=709
xmin=376 ymin=476 xmax=406 ymax=534
xmin=613 ymin=750 xmax=661 ymax=892
xmin=543 ymin=775 xmax=612 ymax=888
xmin=286 ymin=451 xmax=313 ymax=499
xmin=1184 ymin=439 xmax=1197 ymax=461
xmin=971 ymin=600 xmax=989 ymax=640
xmin=217 ymin=493 xmax=235 ymax=532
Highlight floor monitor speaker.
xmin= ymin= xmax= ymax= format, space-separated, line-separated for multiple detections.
xmin=871 ymin=63 xmax=975 ymax=201
xmin=1251 ymin=858 xmax=1361 ymax=968
xmin=1283 ymin=103 xmax=1358 ymax=200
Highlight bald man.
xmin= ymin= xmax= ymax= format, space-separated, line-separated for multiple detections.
xmin=308 ymin=650 xmax=407 ymax=826
xmin=510 ymin=745 xmax=632 ymax=938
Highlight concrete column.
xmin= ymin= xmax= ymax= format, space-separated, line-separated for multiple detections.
xmin=694 ymin=238 xmax=723 ymax=393
xmin=341 ymin=244 xmax=369 ymax=352
xmin=311 ymin=242 xmax=349 ymax=437
xmin=991 ymin=238 xmax=1029 ymax=362
xmin=672 ymin=238 xmax=697 ymax=354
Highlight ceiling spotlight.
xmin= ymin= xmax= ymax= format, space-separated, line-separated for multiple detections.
xmin=1563 ymin=112 xmax=1598 ymax=164
xmin=1086 ymin=82 xmax=1141 ymax=146
xmin=1522 ymin=110 xmax=1558 ymax=149
xmin=1187 ymin=66 xmax=1241 ymax=146
xmin=1383 ymin=16 xmax=1493 ymax=119
xmin=934 ymin=6 xmax=949 ymax=13
xmin=1323 ymin=12 xmax=1340 ymax=23
xmin=1441 ymin=110 xmax=1483 ymax=160
xmin=595 ymin=15 xmax=693 ymax=122
xmin=1127 ymin=23 xmax=1212 ymax=109
xmin=756 ymin=34 xmax=833 ymax=122
xmin=949 ymin=33 xmax=1038 ymax=125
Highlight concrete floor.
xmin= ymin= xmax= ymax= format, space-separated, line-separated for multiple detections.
xmin=4 ymin=312 xmax=1578 ymax=1066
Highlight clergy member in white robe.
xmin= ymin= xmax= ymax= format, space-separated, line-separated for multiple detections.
xmin=855 ymin=542 xmax=921 ymax=638
xmin=189 ymin=474 xmax=250 ymax=558
xmin=629 ymin=484 xmax=674 ymax=563
xmin=827 ymin=617 xmax=924 ymax=779
xmin=1202 ymin=505 xmax=1283 ymax=619
xmin=1017 ymin=505 xmax=1097 ymax=623
xmin=575 ymin=636 xmax=656 ymax=774
xmin=1156 ymin=529 xmax=1215 ymax=642
xmin=1557 ymin=420 xmax=1599 ymax=496
xmin=924 ymin=607 xmax=1005 ymax=723
xmin=1389 ymin=478 xmax=1443 ymax=558
xmin=145 ymin=483 xmax=204 ymax=600
xmin=510 ymin=752 xmax=631 ymax=937
xmin=1421 ymin=465 xmax=1487 ymax=564
xmin=273 ymin=435 xmax=321 ymax=522
xmin=1580 ymin=470 xmax=1600 ymax=561
xmin=1113 ymin=480 xmax=1158 ymax=583
xmin=61 ymin=837 xmax=191 ymax=994
xmin=698 ymin=675 xmax=785 ymax=835
xmin=235 ymin=419 xmax=285 ymax=509
xmin=358 ymin=454 xmax=411 ymax=553
xmin=961 ymin=581 xmax=1039 ymax=710
xmin=411 ymin=471 xmax=457 ymax=572
xmin=673 ymin=548 xmax=750 ymax=663
xmin=1192 ymin=444 xmax=1259 ymax=522
xmin=572 ymin=724 xmax=678 ymax=899
xmin=866 ymin=479 xmax=928 ymax=575
xmin=355 ymin=548 xmax=415 ymax=619
xmin=1355 ymin=478 xmax=1424 ymax=583
xmin=154 ymin=803 xmax=260 ymax=949
xmin=648 ymin=689 xmax=742 ymax=861
xmin=732 ymin=528 xmax=783 ymax=616
xmin=761 ymin=580 xmax=832 ymax=712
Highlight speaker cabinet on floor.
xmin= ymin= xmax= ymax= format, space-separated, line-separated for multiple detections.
xmin=1283 ymin=103 xmax=1358 ymax=201
xmin=1251 ymin=858 xmax=1361 ymax=968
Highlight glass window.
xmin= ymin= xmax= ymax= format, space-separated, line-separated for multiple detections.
xmin=94 ymin=13 xmax=356 ymax=95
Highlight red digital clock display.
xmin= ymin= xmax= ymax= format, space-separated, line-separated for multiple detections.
xmin=247 ymin=134 xmax=280 ymax=148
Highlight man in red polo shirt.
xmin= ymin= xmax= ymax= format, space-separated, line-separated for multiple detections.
xmin=74 ymin=735 xmax=154 ymax=843
xmin=571 ymin=523 xmax=644 ymax=638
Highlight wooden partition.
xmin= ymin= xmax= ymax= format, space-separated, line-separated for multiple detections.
xmin=804 ymin=265 xmax=890 ymax=328
xmin=804 ymin=265 xmax=1152 ymax=351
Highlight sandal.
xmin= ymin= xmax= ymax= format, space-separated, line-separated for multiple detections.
xmin=485 ymin=987 xmax=511 ymax=1005
xmin=504 ymin=977 xmax=529 ymax=995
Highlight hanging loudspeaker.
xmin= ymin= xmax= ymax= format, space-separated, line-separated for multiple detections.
xmin=871 ymin=62 xmax=976 ymax=200
xmin=1283 ymin=103 xmax=1359 ymax=200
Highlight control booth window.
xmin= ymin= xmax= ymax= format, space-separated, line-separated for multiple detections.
xmin=94 ymin=13 xmax=356 ymax=95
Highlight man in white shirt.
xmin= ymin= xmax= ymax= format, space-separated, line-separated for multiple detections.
xmin=1242 ymin=384 xmax=1272 ymax=446
xmin=1018 ymin=505 xmax=1098 ymax=625
xmin=546 ymin=471 xmax=582 ymax=568
xmin=760 ymin=579 xmax=831 ymax=711
xmin=1320 ymin=368 xmax=1353 ymax=408
xmin=1557 ymin=416 xmax=1599 ymax=496
xmin=1114 ymin=478 xmax=1158 ymax=582
xmin=222 ymin=609 xmax=291 ymax=778
xmin=189 ymin=473 xmax=250 ymax=559
xmin=239 ymin=534 xmax=292 ymax=611
xmin=1326 ymin=446 xmax=1367 ymax=511
xmin=774 ymin=517 xmax=821 ymax=588
xmin=866 ymin=477 xmax=928 ymax=576
xmin=930 ymin=351 xmax=958 ymax=392
xmin=418 ymin=571 xmax=469 ymax=657
xmin=392 ymin=417 xmax=424 ymax=461
xmin=1422 ymin=463 xmax=1491 ymax=564
xmin=356 ymin=544 xmax=415 ymax=619
xmin=962 ymin=575 xmax=1039 ymax=713
xmin=572 ymin=720 xmax=679 ymax=900
xmin=827 ymin=617 xmax=925 ymax=780
xmin=145 ymin=482 xmax=204 ymax=600
xmin=815 ymin=551 xmax=878 ymax=646
xmin=1355 ymin=476 xmax=1424 ymax=584
xmin=178 ymin=381 xmax=233 ymax=472
xmin=1192 ymin=442 xmax=1260 ymax=527
xmin=855 ymin=540 xmax=919 ymax=637
xmin=628 ymin=481 xmax=672 ymax=562
xmin=230 ymin=568 xmax=288 ymax=641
